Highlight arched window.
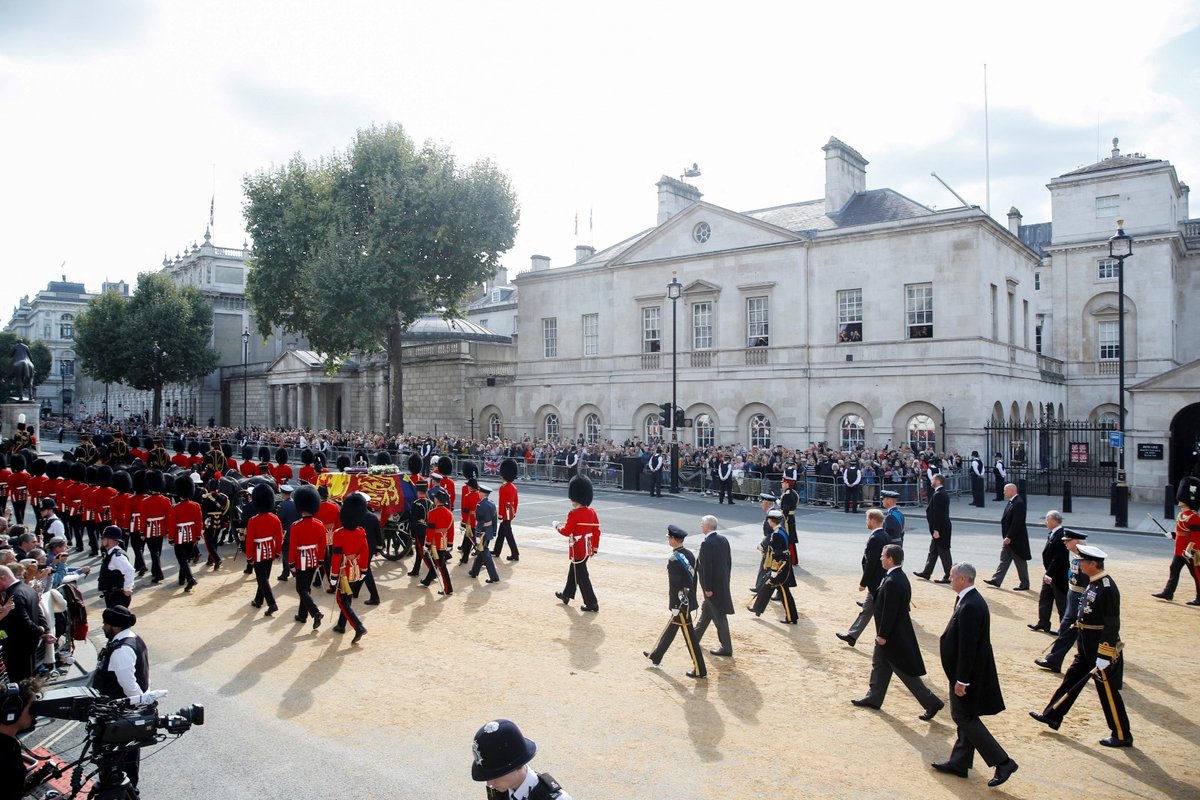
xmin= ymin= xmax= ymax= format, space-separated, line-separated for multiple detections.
xmin=841 ymin=414 xmax=866 ymax=451
xmin=908 ymin=414 xmax=936 ymax=452
xmin=584 ymin=413 xmax=602 ymax=443
xmin=644 ymin=414 xmax=662 ymax=443
xmin=749 ymin=414 xmax=771 ymax=448
xmin=544 ymin=413 xmax=559 ymax=440
xmin=488 ymin=413 xmax=502 ymax=439
xmin=694 ymin=413 xmax=715 ymax=448
xmin=59 ymin=312 xmax=74 ymax=339
xmin=1097 ymin=412 xmax=1120 ymax=428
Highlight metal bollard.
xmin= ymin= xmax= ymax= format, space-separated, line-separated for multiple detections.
xmin=1110 ymin=482 xmax=1118 ymax=517
xmin=1165 ymin=484 xmax=1177 ymax=520
xmin=1017 ymin=478 xmax=1027 ymax=499
xmin=1062 ymin=479 xmax=1072 ymax=514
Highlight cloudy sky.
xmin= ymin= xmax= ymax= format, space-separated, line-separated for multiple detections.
xmin=2 ymin=0 xmax=1198 ymax=310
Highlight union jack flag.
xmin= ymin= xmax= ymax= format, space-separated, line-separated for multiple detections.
xmin=484 ymin=458 xmax=499 ymax=474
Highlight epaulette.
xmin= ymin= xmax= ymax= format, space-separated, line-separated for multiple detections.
xmin=1101 ymin=577 xmax=1111 ymax=587
xmin=533 ymin=772 xmax=565 ymax=799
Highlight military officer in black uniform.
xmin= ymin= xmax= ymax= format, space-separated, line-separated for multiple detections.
xmin=1030 ymin=544 xmax=1132 ymax=748
xmin=643 ymin=524 xmax=706 ymax=678
xmin=881 ymin=490 xmax=905 ymax=544
xmin=147 ymin=438 xmax=171 ymax=471
xmin=471 ymin=719 xmax=571 ymax=799
xmin=749 ymin=509 xmax=797 ymax=623
xmin=779 ymin=467 xmax=801 ymax=565
xmin=73 ymin=432 xmax=99 ymax=466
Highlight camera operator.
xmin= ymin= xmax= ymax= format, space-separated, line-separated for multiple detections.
xmin=1 ymin=677 xmax=43 ymax=800
xmin=92 ymin=605 xmax=162 ymax=790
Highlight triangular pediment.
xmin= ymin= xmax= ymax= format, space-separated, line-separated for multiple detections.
xmin=266 ymin=349 xmax=334 ymax=379
xmin=610 ymin=202 xmax=803 ymax=266
xmin=1130 ymin=359 xmax=1200 ymax=392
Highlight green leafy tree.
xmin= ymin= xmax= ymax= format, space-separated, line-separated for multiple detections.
xmin=245 ymin=123 xmax=519 ymax=433
xmin=0 ymin=332 xmax=51 ymax=398
xmin=74 ymin=288 xmax=129 ymax=388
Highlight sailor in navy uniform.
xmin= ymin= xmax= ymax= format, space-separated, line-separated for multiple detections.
xmin=471 ymin=719 xmax=571 ymax=799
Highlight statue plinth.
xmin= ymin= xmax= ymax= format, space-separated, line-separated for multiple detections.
xmin=2 ymin=402 xmax=42 ymax=453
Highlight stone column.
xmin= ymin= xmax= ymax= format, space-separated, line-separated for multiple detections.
xmin=311 ymin=383 xmax=321 ymax=431
xmin=295 ymin=383 xmax=305 ymax=432
xmin=343 ymin=383 xmax=353 ymax=432
xmin=267 ymin=385 xmax=277 ymax=429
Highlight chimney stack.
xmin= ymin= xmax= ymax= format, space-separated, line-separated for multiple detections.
xmin=530 ymin=254 xmax=550 ymax=272
xmin=1181 ymin=182 xmax=1190 ymax=221
xmin=822 ymin=137 xmax=868 ymax=214
xmin=494 ymin=266 xmax=509 ymax=287
xmin=575 ymin=245 xmax=595 ymax=263
xmin=1007 ymin=207 xmax=1023 ymax=235
xmin=656 ymin=175 xmax=702 ymax=225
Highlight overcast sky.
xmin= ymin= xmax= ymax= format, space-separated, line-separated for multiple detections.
xmin=2 ymin=0 xmax=1198 ymax=312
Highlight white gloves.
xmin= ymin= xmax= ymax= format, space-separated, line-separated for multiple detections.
xmin=1095 ymin=658 xmax=1111 ymax=671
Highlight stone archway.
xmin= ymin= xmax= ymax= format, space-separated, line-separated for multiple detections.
xmin=1170 ymin=402 xmax=1200 ymax=487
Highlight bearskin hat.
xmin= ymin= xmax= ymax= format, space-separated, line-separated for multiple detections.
xmin=97 ymin=465 xmax=113 ymax=488
xmin=146 ymin=470 xmax=166 ymax=494
xmin=222 ymin=442 xmax=233 ymax=458
xmin=276 ymin=447 xmax=288 ymax=465
xmin=85 ymin=465 xmax=99 ymax=486
xmin=317 ymin=484 xmax=329 ymax=500
xmin=176 ymin=439 xmax=188 ymax=454
xmin=175 ymin=473 xmax=195 ymax=501
xmin=461 ymin=461 xmax=479 ymax=481
xmin=369 ymin=450 xmax=388 ymax=466
xmin=301 ymin=448 xmax=315 ymax=465
xmin=499 ymin=457 xmax=519 ymax=483
xmin=241 ymin=444 xmax=254 ymax=461
xmin=1178 ymin=476 xmax=1200 ymax=508
xmin=340 ymin=491 xmax=368 ymax=530
xmin=294 ymin=484 xmax=320 ymax=516
xmin=437 ymin=455 xmax=454 ymax=476
xmin=112 ymin=469 xmax=132 ymax=494
xmin=69 ymin=461 xmax=86 ymax=483
xmin=198 ymin=441 xmax=210 ymax=455
xmin=10 ymin=453 xmax=26 ymax=472
xmin=336 ymin=454 xmax=351 ymax=471
xmin=408 ymin=453 xmax=423 ymax=475
xmin=45 ymin=460 xmax=59 ymax=480
xmin=29 ymin=457 xmax=46 ymax=477
xmin=568 ymin=474 xmax=593 ymax=507
xmin=250 ymin=482 xmax=276 ymax=515
xmin=258 ymin=445 xmax=271 ymax=462
xmin=131 ymin=469 xmax=148 ymax=494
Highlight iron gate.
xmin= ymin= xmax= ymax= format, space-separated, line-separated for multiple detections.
xmin=985 ymin=419 xmax=1119 ymax=498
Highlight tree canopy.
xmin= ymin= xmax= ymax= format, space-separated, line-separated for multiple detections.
xmin=244 ymin=123 xmax=520 ymax=432
xmin=0 ymin=332 xmax=51 ymax=398
xmin=74 ymin=273 xmax=219 ymax=424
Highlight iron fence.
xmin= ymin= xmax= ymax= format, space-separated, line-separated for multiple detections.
xmin=985 ymin=418 xmax=1118 ymax=498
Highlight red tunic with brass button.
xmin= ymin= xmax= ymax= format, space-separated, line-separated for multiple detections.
xmin=141 ymin=493 xmax=174 ymax=540
xmin=498 ymin=481 xmax=518 ymax=521
xmin=172 ymin=499 xmax=203 ymax=545
xmin=245 ymin=512 xmax=284 ymax=561
xmin=559 ymin=506 xmax=601 ymax=562
xmin=460 ymin=487 xmax=479 ymax=531
xmin=425 ymin=505 xmax=455 ymax=550
xmin=330 ymin=525 xmax=368 ymax=580
xmin=289 ymin=516 xmax=328 ymax=571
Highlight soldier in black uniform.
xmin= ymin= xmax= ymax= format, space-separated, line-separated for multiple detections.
xmin=1030 ymin=544 xmax=1132 ymax=748
xmin=147 ymin=438 xmax=171 ymax=471
xmin=881 ymin=490 xmax=905 ymax=544
xmin=471 ymin=719 xmax=571 ymax=799
xmin=73 ymin=432 xmax=98 ymax=466
xmin=108 ymin=431 xmax=129 ymax=465
xmin=643 ymin=524 xmax=706 ymax=678
xmin=407 ymin=465 xmax=431 ymax=578
xmin=203 ymin=438 xmax=227 ymax=477
xmin=779 ymin=467 xmax=801 ymax=565
xmin=200 ymin=479 xmax=229 ymax=570
xmin=749 ymin=509 xmax=797 ymax=623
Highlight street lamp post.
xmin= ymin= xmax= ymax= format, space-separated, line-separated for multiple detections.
xmin=242 ymin=329 xmax=250 ymax=431
xmin=667 ymin=276 xmax=682 ymax=494
xmin=1109 ymin=220 xmax=1133 ymax=528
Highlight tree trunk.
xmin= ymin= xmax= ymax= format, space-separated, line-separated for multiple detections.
xmin=388 ymin=316 xmax=405 ymax=436
xmin=152 ymin=383 xmax=162 ymax=427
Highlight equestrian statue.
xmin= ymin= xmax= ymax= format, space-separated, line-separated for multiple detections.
xmin=7 ymin=341 xmax=36 ymax=401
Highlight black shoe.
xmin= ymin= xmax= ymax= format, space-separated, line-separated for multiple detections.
xmin=988 ymin=759 xmax=1018 ymax=787
xmin=1012 ymin=585 xmax=1030 ymax=591
xmin=250 ymin=600 xmax=263 ymax=609
xmin=184 ymin=580 xmax=197 ymax=593
xmin=437 ymin=590 xmax=453 ymax=596
xmin=485 ymin=578 xmax=499 ymax=583
xmin=919 ymin=701 xmax=945 ymax=721
xmin=709 ymin=648 xmax=732 ymax=657
xmin=312 ymin=613 xmax=323 ymax=630
xmin=151 ymin=577 xmax=164 ymax=584
xmin=983 ymin=579 xmax=1001 ymax=587
xmin=277 ymin=574 xmax=289 ymax=581
xmin=643 ymin=651 xmax=660 ymax=666
xmin=506 ymin=555 xmax=519 ymax=562
xmin=778 ymin=618 xmax=796 ymax=624
xmin=1029 ymin=710 xmax=1061 ymax=730
xmin=1027 ymin=623 xmax=1052 ymax=632
xmin=930 ymin=762 xmax=968 ymax=778
xmin=850 ymin=698 xmax=881 ymax=709
xmin=294 ymin=614 xmax=307 ymax=623
xmin=458 ymin=558 xmax=469 ymax=565
xmin=407 ymin=568 xmax=420 ymax=577
xmin=555 ymin=592 xmax=570 ymax=605
xmin=581 ymin=605 xmax=599 ymax=612
xmin=686 ymin=671 xmax=706 ymax=679
xmin=264 ymin=606 xmax=278 ymax=617
xmin=136 ymin=569 xmax=146 ymax=577
xmin=855 ymin=600 xmax=865 ymax=608
xmin=934 ymin=577 xmax=952 ymax=584
xmin=1099 ymin=736 xmax=1133 ymax=748
xmin=331 ymin=625 xmax=346 ymax=634
xmin=836 ymin=633 xmax=856 ymax=647
xmin=364 ymin=598 xmax=380 ymax=606
xmin=914 ymin=572 xmax=931 ymax=580
xmin=1034 ymin=658 xmax=1060 ymax=673
xmin=1151 ymin=591 xmax=1172 ymax=600
xmin=420 ymin=578 xmax=433 ymax=587
xmin=468 ymin=572 xmax=479 ymax=578
xmin=351 ymin=628 xmax=367 ymax=645
xmin=1187 ymin=598 xmax=1200 ymax=606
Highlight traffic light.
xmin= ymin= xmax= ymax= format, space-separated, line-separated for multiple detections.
xmin=659 ymin=402 xmax=672 ymax=429
xmin=674 ymin=407 xmax=685 ymax=429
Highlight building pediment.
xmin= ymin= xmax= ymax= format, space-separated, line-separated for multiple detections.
xmin=610 ymin=202 xmax=803 ymax=267
xmin=266 ymin=349 xmax=335 ymax=381
xmin=1130 ymin=359 xmax=1200 ymax=392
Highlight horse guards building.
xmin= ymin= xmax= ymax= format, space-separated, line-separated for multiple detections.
xmin=7 ymin=137 xmax=1199 ymax=500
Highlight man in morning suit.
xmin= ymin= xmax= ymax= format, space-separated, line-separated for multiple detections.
xmin=1029 ymin=510 xmax=1069 ymax=632
xmin=915 ymin=474 xmax=953 ymax=583
xmin=984 ymin=484 xmax=1030 ymax=590
xmin=693 ymin=514 xmax=734 ymax=657
xmin=837 ymin=508 xmax=891 ymax=648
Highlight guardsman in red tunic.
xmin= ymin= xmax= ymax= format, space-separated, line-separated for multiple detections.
xmin=126 ymin=469 xmax=149 ymax=575
xmin=171 ymin=440 xmax=192 ymax=470
xmin=288 ymin=484 xmax=327 ymax=628
xmin=330 ymin=491 xmax=370 ymax=643
xmin=0 ymin=453 xmax=10 ymax=519
xmin=64 ymin=461 xmax=87 ymax=552
xmin=141 ymin=470 xmax=173 ymax=584
xmin=170 ymin=474 xmax=201 ymax=592
xmin=7 ymin=452 xmax=30 ymax=527
xmin=436 ymin=456 xmax=457 ymax=510
xmin=421 ymin=488 xmax=455 ymax=595
xmin=555 ymin=476 xmax=600 ymax=612
xmin=93 ymin=466 xmax=119 ymax=555
xmin=110 ymin=470 xmax=132 ymax=550
xmin=315 ymin=485 xmax=341 ymax=589
xmin=245 ymin=482 xmax=282 ymax=615
xmin=492 ymin=458 xmax=521 ymax=562
xmin=26 ymin=458 xmax=48 ymax=513
xmin=458 ymin=472 xmax=481 ymax=564
xmin=1153 ymin=476 xmax=1200 ymax=604
xmin=299 ymin=449 xmax=319 ymax=484
xmin=270 ymin=447 xmax=293 ymax=484
xmin=239 ymin=445 xmax=260 ymax=478
xmin=82 ymin=465 xmax=102 ymax=556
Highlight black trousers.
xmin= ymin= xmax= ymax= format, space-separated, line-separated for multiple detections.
xmin=1036 ymin=581 xmax=1067 ymax=627
xmin=693 ymin=598 xmax=732 ymax=653
xmin=70 ymin=514 xmax=85 ymax=549
xmin=11 ymin=499 xmax=27 ymax=528
xmin=409 ymin=528 xmax=426 ymax=574
xmin=129 ymin=532 xmax=147 ymax=573
xmin=993 ymin=476 xmax=1005 ymax=501
xmin=921 ymin=540 xmax=953 ymax=578
xmin=649 ymin=470 xmax=662 ymax=497
xmin=103 ymin=591 xmax=132 ymax=609
xmin=561 ymin=558 xmax=597 ymax=608
xmin=203 ymin=524 xmax=222 ymax=566
xmin=86 ymin=521 xmax=101 ymax=555
xmin=717 ymin=479 xmax=734 ymax=504
xmin=865 ymin=645 xmax=941 ymax=712
xmin=421 ymin=547 xmax=453 ymax=594
xmin=1041 ymin=652 xmax=1131 ymax=741
xmin=1043 ymin=591 xmax=1083 ymax=670
xmin=492 ymin=520 xmax=519 ymax=559
xmin=750 ymin=571 xmax=796 ymax=622
xmin=1 ymin=640 xmax=36 ymax=681
xmin=294 ymin=568 xmax=321 ymax=621
xmin=252 ymin=559 xmax=277 ymax=609
xmin=648 ymin=608 xmax=705 ymax=676
xmin=844 ymin=484 xmax=861 ymax=512
xmin=146 ymin=536 xmax=165 ymax=581
xmin=279 ymin=528 xmax=292 ymax=578
xmin=1161 ymin=554 xmax=1200 ymax=599
xmin=947 ymin=691 xmax=1009 ymax=769
xmin=352 ymin=566 xmax=379 ymax=602
xmin=335 ymin=579 xmax=365 ymax=632
xmin=173 ymin=543 xmax=195 ymax=585
xmin=970 ymin=475 xmax=985 ymax=506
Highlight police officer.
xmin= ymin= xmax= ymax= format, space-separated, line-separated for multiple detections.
xmin=643 ymin=524 xmax=706 ymax=678
xmin=992 ymin=452 xmax=1007 ymax=502
xmin=969 ymin=451 xmax=986 ymax=507
xmin=97 ymin=525 xmax=135 ymax=609
xmin=471 ymin=719 xmax=571 ymax=799
xmin=843 ymin=459 xmax=863 ymax=513
xmin=715 ymin=453 xmax=734 ymax=505
xmin=647 ymin=447 xmax=664 ymax=498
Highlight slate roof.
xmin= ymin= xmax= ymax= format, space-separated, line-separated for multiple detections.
xmin=1018 ymin=222 xmax=1053 ymax=257
xmin=746 ymin=188 xmax=933 ymax=234
xmin=1058 ymin=155 xmax=1163 ymax=178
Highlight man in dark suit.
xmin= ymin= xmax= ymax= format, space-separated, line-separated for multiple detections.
xmin=984 ymin=484 xmax=1030 ymax=590
xmin=838 ymin=508 xmax=891 ymax=647
xmin=1029 ymin=510 xmax=1069 ymax=632
xmin=851 ymin=544 xmax=945 ymax=718
xmin=0 ymin=564 xmax=51 ymax=681
xmin=694 ymin=514 xmax=734 ymax=657
xmin=915 ymin=475 xmax=953 ymax=584
xmin=933 ymin=562 xmax=1019 ymax=787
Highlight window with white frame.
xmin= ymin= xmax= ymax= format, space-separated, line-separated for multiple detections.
xmin=60 ymin=313 xmax=74 ymax=340
xmin=694 ymin=413 xmax=714 ymax=448
xmin=642 ymin=307 xmax=661 ymax=353
xmin=582 ymin=313 xmax=599 ymax=356
xmin=1095 ymin=195 xmax=1119 ymax=218
xmin=749 ymin=414 xmax=771 ymax=448
xmin=746 ymin=297 xmax=769 ymax=347
xmin=542 ymin=317 xmax=557 ymax=358
xmin=692 ymin=302 xmax=712 ymax=349
xmin=837 ymin=289 xmax=862 ymax=342
xmin=908 ymin=414 xmax=937 ymax=451
xmin=1097 ymin=258 xmax=1120 ymax=280
xmin=1034 ymin=272 xmax=1041 ymax=290
xmin=544 ymin=413 xmax=559 ymax=440
xmin=644 ymin=414 xmax=662 ymax=442
xmin=488 ymin=413 xmax=502 ymax=438
xmin=840 ymin=414 xmax=866 ymax=450
xmin=584 ymin=413 xmax=602 ymax=443
xmin=1098 ymin=320 xmax=1120 ymax=360
xmin=905 ymin=283 xmax=933 ymax=339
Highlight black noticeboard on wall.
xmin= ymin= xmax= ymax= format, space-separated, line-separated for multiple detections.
xmin=1137 ymin=443 xmax=1164 ymax=460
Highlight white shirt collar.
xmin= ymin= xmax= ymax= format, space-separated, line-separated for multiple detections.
xmin=957 ymin=584 xmax=976 ymax=601
xmin=886 ymin=565 xmax=901 ymax=574
xmin=509 ymin=767 xmax=540 ymax=800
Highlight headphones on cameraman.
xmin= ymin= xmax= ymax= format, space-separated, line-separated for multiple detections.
xmin=1 ymin=683 xmax=23 ymax=725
